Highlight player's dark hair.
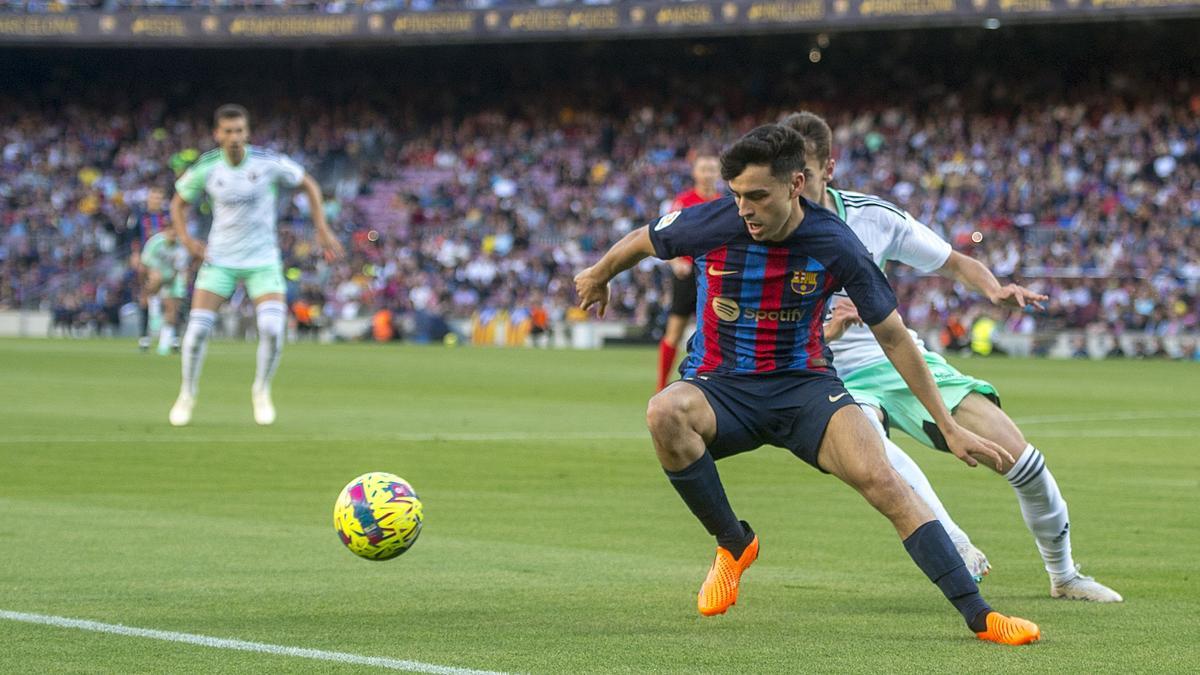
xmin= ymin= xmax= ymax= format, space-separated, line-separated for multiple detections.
xmin=781 ymin=111 xmax=833 ymax=164
xmin=720 ymin=124 xmax=807 ymax=183
xmin=214 ymin=104 xmax=249 ymax=128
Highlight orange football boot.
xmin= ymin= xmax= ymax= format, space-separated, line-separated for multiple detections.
xmin=697 ymin=534 xmax=759 ymax=616
xmin=975 ymin=611 xmax=1041 ymax=645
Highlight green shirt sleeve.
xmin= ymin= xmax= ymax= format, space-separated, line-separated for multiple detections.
xmin=175 ymin=157 xmax=216 ymax=203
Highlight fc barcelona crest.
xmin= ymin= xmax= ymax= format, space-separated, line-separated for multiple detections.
xmin=791 ymin=271 xmax=819 ymax=295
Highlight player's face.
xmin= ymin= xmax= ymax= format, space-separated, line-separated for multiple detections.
xmin=693 ymin=157 xmax=720 ymax=193
xmin=728 ymin=164 xmax=805 ymax=242
xmin=146 ymin=188 xmax=164 ymax=212
xmin=801 ymin=155 xmax=835 ymax=203
xmin=214 ymin=116 xmax=248 ymax=153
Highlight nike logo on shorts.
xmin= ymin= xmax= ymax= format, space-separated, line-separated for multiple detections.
xmin=828 ymin=393 xmax=848 ymax=403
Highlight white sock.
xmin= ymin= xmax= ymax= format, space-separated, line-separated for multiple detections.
xmin=148 ymin=296 xmax=162 ymax=332
xmin=158 ymin=322 xmax=176 ymax=351
xmin=861 ymin=405 xmax=973 ymax=547
xmin=1005 ymin=444 xmax=1075 ymax=581
xmin=253 ymin=300 xmax=287 ymax=391
xmin=181 ymin=309 xmax=216 ymax=397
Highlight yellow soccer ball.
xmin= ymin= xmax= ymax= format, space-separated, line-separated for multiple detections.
xmin=333 ymin=472 xmax=423 ymax=560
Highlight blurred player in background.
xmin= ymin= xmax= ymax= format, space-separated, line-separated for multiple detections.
xmin=139 ymin=224 xmax=188 ymax=355
xmin=128 ymin=186 xmax=172 ymax=351
xmin=657 ymin=154 xmax=721 ymax=391
xmin=169 ymin=104 xmax=343 ymax=427
xmin=786 ymin=111 xmax=1121 ymax=602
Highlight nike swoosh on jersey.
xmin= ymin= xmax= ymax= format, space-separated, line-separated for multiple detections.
xmin=707 ymin=266 xmax=739 ymax=276
xmin=828 ymin=393 xmax=849 ymax=403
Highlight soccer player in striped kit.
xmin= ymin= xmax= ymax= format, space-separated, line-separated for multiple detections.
xmin=168 ymin=104 xmax=343 ymax=427
xmin=577 ymin=124 xmax=1041 ymax=645
xmin=128 ymin=186 xmax=172 ymax=351
xmin=786 ymin=110 xmax=1121 ymax=603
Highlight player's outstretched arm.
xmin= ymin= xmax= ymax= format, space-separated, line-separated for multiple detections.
xmin=868 ymin=310 xmax=1014 ymax=470
xmin=938 ymin=251 xmax=1046 ymax=310
xmin=574 ymin=226 xmax=656 ymax=318
xmin=170 ymin=193 xmax=205 ymax=260
xmin=301 ymin=174 xmax=344 ymax=261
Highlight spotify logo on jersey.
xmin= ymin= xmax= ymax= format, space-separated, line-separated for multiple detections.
xmin=712 ymin=297 xmax=741 ymax=322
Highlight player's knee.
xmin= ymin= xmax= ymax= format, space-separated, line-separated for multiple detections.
xmin=255 ymin=301 xmax=287 ymax=340
xmin=647 ymin=386 xmax=703 ymax=433
xmin=645 ymin=392 xmax=682 ymax=436
xmin=958 ymin=392 xmax=1026 ymax=455
xmin=257 ymin=314 xmax=284 ymax=339
xmin=183 ymin=309 xmax=217 ymax=344
xmin=860 ymin=464 xmax=915 ymax=512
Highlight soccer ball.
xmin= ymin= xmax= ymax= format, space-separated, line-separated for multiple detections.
xmin=333 ymin=472 xmax=423 ymax=561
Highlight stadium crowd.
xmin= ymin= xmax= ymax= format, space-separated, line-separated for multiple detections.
xmin=0 ymin=0 xmax=621 ymax=12
xmin=1 ymin=35 xmax=1198 ymax=351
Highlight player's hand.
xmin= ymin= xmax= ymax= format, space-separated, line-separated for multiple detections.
xmin=574 ymin=266 xmax=611 ymax=318
xmin=988 ymin=283 xmax=1047 ymax=311
xmin=941 ymin=423 xmax=1014 ymax=471
xmin=317 ymin=230 xmax=345 ymax=262
xmin=668 ymin=258 xmax=692 ymax=280
xmin=823 ymin=301 xmax=862 ymax=342
xmin=183 ymin=238 xmax=206 ymax=260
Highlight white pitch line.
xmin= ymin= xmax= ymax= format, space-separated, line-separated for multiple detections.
xmin=0 ymin=610 xmax=508 ymax=675
xmin=1012 ymin=410 xmax=1200 ymax=425
xmin=1016 ymin=429 xmax=1198 ymax=439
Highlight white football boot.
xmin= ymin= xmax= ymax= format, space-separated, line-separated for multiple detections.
xmin=1051 ymin=565 xmax=1123 ymax=602
xmin=252 ymin=386 xmax=276 ymax=426
xmin=169 ymin=392 xmax=195 ymax=427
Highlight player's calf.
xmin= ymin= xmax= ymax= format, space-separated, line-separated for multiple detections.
xmin=819 ymin=407 xmax=934 ymax=535
xmin=820 ymin=410 xmax=1039 ymax=642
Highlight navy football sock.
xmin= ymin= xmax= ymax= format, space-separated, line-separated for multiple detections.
xmin=665 ymin=452 xmax=749 ymax=557
xmin=903 ymin=521 xmax=992 ymax=632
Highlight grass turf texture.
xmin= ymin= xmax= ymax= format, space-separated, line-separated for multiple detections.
xmin=0 ymin=338 xmax=1197 ymax=673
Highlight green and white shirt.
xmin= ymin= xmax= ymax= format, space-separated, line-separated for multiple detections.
xmin=141 ymin=231 xmax=183 ymax=279
xmin=826 ymin=187 xmax=953 ymax=376
xmin=175 ymin=146 xmax=305 ymax=268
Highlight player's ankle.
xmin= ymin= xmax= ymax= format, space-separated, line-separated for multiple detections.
xmin=718 ymin=520 xmax=754 ymax=559
xmin=968 ymin=608 xmax=992 ymax=633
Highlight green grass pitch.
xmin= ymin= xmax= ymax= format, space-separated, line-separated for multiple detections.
xmin=1 ymin=339 xmax=1198 ymax=673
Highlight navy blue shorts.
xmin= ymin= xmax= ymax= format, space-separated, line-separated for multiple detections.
xmin=682 ymin=371 xmax=858 ymax=470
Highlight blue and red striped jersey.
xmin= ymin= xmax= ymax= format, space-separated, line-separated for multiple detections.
xmin=128 ymin=210 xmax=171 ymax=247
xmin=648 ymin=196 xmax=897 ymax=378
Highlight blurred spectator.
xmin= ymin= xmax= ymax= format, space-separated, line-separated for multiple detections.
xmin=0 ymin=29 xmax=1197 ymax=350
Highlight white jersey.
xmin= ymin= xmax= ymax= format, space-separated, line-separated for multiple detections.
xmin=141 ymin=231 xmax=184 ymax=279
xmin=826 ymin=188 xmax=952 ymax=376
xmin=175 ymin=146 xmax=305 ymax=268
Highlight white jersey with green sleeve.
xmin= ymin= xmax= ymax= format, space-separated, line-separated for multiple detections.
xmin=141 ymin=231 xmax=181 ymax=278
xmin=174 ymin=146 xmax=305 ymax=268
xmin=826 ymin=188 xmax=953 ymax=377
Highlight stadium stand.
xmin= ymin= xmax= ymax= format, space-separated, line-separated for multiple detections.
xmin=1 ymin=23 xmax=1197 ymax=355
